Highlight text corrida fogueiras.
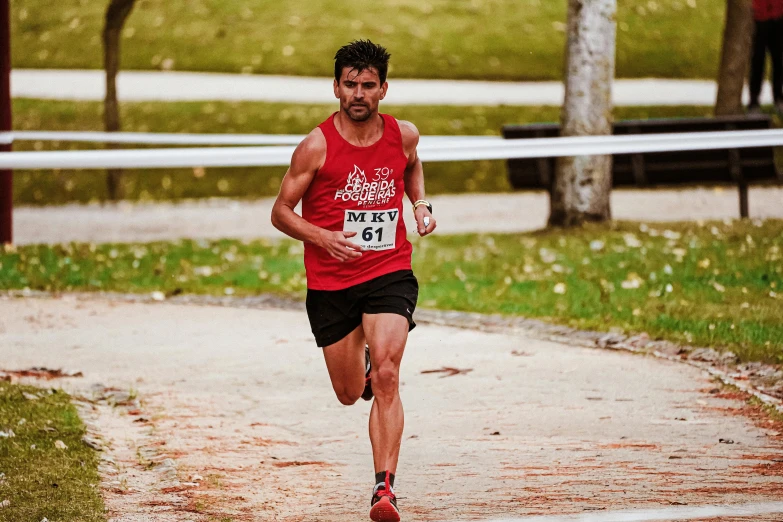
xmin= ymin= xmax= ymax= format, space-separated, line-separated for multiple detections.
xmin=334 ymin=165 xmax=396 ymax=206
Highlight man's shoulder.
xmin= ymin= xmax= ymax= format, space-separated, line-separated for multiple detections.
xmin=304 ymin=126 xmax=327 ymax=146
xmin=394 ymin=118 xmax=419 ymax=136
xmin=296 ymin=127 xmax=327 ymax=154
xmin=290 ymin=127 xmax=327 ymax=169
xmin=394 ymin=119 xmax=420 ymax=148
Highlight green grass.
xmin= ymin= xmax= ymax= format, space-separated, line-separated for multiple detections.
xmin=749 ymin=395 xmax=783 ymax=423
xmin=11 ymin=99 xmax=716 ymax=205
xmin=14 ymin=0 xmax=725 ymax=80
xmin=0 ymin=381 xmax=104 ymax=522
xmin=2 ymin=220 xmax=781 ymax=363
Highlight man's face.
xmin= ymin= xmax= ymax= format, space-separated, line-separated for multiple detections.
xmin=334 ymin=66 xmax=387 ymax=122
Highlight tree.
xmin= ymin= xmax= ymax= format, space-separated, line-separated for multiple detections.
xmin=549 ymin=0 xmax=617 ymax=227
xmin=1 ymin=0 xmax=12 ymax=245
xmin=715 ymin=0 xmax=754 ymax=116
xmin=103 ymin=0 xmax=136 ymax=201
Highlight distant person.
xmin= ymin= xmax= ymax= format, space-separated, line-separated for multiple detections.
xmin=271 ymin=40 xmax=436 ymax=521
xmin=748 ymin=0 xmax=783 ymax=113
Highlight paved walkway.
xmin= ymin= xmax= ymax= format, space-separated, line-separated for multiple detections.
xmin=11 ymin=69 xmax=778 ymax=106
xmin=12 ymin=187 xmax=783 ymax=246
xmin=2 ymin=295 xmax=782 ymax=521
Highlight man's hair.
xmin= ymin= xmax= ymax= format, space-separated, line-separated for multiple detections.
xmin=334 ymin=40 xmax=391 ymax=84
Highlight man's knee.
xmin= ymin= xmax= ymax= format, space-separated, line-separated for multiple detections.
xmin=372 ymin=362 xmax=399 ymax=396
xmin=335 ymin=389 xmax=361 ymax=406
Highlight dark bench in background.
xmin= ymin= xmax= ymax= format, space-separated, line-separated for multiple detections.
xmin=501 ymin=115 xmax=782 ymax=218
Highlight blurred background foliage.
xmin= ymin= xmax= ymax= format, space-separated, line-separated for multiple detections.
xmin=14 ymin=0 xmax=724 ymax=80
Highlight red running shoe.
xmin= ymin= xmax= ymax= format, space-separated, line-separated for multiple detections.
xmin=369 ymin=474 xmax=399 ymax=521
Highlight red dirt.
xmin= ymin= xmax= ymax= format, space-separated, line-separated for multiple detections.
xmin=0 ymin=367 xmax=83 ymax=379
xmin=272 ymin=460 xmax=331 ymax=468
xmin=597 ymin=443 xmax=661 ymax=450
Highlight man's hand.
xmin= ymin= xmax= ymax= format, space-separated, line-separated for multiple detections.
xmin=319 ymin=230 xmax=364 ymax=262
xmin=414 ymin=207 xmax=436 ymax=237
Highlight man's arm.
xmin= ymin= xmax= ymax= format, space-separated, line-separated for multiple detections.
xmin=270 ymin=129 xmax=363 ymax=262
xmin=399 ymin=120 xmax=436 ymax=237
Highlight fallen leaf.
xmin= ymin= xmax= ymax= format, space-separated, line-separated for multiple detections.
xmin=420 ymin=367 xmax=473 ymax=378
xmin=0 ymin=367 xmax=82 ymax=380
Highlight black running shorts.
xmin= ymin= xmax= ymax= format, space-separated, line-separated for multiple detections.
xmin=305 ymin=270 xmax=419 ymax=348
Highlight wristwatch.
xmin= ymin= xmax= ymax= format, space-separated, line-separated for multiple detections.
xmin=412 ymin=199 xmax=432 ymax=214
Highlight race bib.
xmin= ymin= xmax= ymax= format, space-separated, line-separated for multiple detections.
xmin=343 ymin=209 xmax=399 ymax=251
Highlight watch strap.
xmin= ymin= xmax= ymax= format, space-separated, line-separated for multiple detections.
xmin=412 ymin=199 xmax=432 ymax=213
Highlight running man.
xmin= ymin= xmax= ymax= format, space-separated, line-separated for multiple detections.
xmin=270 ymin=40 xmax=436 ymax=522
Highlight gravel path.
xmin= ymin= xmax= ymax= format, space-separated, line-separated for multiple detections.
xmin=13 ymin=70 xmax=772 ymax=106
xmin=2 ymin=295 xmax=782 ymax=521
xmin=12 ymin=187 xmax=783 ymax=246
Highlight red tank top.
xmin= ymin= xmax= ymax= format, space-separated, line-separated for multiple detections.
xmin=302 ymin=113 xmax=413 ymax=290
xmin=754 ymin=0 xmax=783 ymax=20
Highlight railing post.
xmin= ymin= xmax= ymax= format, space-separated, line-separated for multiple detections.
xmin=739 ymin=180 xmax=749 ymax=219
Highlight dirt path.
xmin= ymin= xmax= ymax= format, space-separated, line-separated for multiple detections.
xmin=2 ymin=295 xmax=782 ymax=521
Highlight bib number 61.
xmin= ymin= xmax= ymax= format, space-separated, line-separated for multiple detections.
xmin=362 ymin=227 xmax=384 ymax=242
xmin=343 ymin=209 xmax=398 ymax=251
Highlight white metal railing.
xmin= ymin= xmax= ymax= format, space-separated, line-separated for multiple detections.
xmin=1 ymin=129 xmax=783 ymax=169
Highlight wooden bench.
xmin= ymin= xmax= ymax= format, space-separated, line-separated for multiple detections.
xmin=501 ymin=115 xmax=782 ymax=218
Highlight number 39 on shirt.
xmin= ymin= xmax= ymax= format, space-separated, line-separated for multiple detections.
xmin=343 ymin=209 xmax=399 ymax=251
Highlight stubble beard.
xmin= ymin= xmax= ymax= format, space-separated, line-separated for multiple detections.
xmin=345 ymin=104 xmax=372 ymax=122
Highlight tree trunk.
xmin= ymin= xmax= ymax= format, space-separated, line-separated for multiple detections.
xmin=549 ymin=0 xmax=617 ymax=227
xmin=1 ymin=0 xmax=12 ymax=245
xmin=715 ymin=0 xmax=754 ymax=116
xmin=103 ymin=0 xmax=136 ymax=201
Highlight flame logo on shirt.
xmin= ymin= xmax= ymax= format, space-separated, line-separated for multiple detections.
xmin=345 ymin=165 xmax=366 ymax=193
xmin=334 ymin=164 xmax=395 ymax=206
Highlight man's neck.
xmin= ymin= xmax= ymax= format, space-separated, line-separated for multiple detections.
xmin=334 ymin=111 xmax=384 ymax=147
